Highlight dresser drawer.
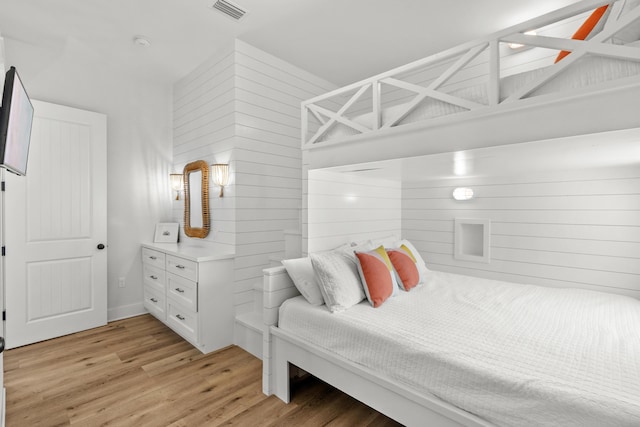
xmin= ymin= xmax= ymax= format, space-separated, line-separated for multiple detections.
xmin=166 ymin=301 xmax=197 ymax=343
xmin=144 ymin=285 xmax=166 ymax=321
xmin=166 ymin=272 xmax=197 ymax=312
xmin=166 ymin=255 xmax=197 ymax=282
xmin=143 ymin=265 xmax=166 ymax=293
xmin=142 ymin=247 xmax=165 ymax=268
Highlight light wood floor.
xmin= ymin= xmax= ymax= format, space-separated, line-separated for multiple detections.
xmin=4 ymin=314 xmax=401 ymax=426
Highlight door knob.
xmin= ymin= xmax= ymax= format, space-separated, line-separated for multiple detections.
xmin=97 ymin=243 xmax=106 ymax=250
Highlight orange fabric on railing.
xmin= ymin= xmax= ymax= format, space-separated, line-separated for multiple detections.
xmin=555 ymin=4 xmax=609 ymax=63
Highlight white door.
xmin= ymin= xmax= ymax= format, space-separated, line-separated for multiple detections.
xmin=5 ymin=100 xmax=107 ymax=349
xmin=0 ymin=169 xmax=4 ymax=422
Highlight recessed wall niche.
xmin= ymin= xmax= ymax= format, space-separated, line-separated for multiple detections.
xmin=454 ymin=218 xmax=491 ymax=263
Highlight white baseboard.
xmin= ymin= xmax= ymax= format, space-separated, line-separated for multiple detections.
xmin=107 ymin=302 xmax=146 ymax=322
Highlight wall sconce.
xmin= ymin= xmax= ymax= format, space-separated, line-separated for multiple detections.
xmin=453 ymin=187 xmax=474 ymax=201
xmin=170 ymin=173 xmax=183 ymax=200
xmin=211 ymin=163 xmax=229 ymax=197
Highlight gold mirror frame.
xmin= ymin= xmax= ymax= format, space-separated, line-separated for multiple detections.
xmin=183 ymin=160 xmax=210 ymax=238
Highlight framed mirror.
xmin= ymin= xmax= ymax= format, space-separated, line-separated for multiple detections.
xmin=183 ymin=160 xmax=210 ymax=238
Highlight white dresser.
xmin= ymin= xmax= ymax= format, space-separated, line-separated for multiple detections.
xmin=141 ymin=243 xmax=234 ymax=354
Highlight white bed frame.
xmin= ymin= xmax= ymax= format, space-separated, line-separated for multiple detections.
xmin=302 ymin=0 xmax=640 ymax=169
xmin=262 ymin=266 xmax=493 ymax=427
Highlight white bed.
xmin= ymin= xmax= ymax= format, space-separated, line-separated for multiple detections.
xmin=279 ymin=270 xmax=640 ymax=426
xmin=264 ymin=267 xmax=640 ymax=426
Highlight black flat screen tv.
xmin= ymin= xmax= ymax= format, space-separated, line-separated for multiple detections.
xmin=0 ymin=66 xmax=34 ymax=176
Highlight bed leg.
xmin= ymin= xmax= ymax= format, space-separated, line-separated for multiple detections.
xmin=264 ymin=328 xmax=291 ymax=403
xmin=274 ymin=361 xmax=291 ymax=403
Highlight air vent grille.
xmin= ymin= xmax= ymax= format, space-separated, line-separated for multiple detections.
xmin=212 ymin=0 xmax=247 ymax=20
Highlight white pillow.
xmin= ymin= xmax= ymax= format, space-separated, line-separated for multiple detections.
xmin=332 ymin=240 xmax=374 ymax=262
xmin=281 ymin=258 xmax=324 ymax=306
xmin=310 ymin=250 xmax=365 ymax=313
xmin=370 ymin=234 xmax=400 ymax=249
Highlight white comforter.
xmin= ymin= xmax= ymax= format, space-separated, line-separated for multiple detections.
xmin=278 ymin=271 xmax=640 ymax=426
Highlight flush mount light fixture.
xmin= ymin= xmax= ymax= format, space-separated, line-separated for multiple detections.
xmin=452 ymin=187 xmax=474 ymax=201
xmin=211 ymin=164 xmax=230 ymax=197
xmin=133 ymin=35 xmax=151 ymax=47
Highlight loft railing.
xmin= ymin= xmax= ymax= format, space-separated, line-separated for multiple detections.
xmin=301 ymin=0 xmax=640 ymax=148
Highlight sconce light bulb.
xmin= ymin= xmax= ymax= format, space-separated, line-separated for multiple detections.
xmin=211 ymin=163 xmax=230 ymax=198
xmin=170 ymin=173 xmax=184 ymax=201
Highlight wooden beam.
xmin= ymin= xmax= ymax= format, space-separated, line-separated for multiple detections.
xmin=488 ymin=40 xmax=500 ymax=106
xmin=502 ymin=33 xmax=640 ymax=61
xmin=372 ymin=80 xmax=381 ymax=130
xmin=306 ymin=84 xmax=372 ymax=145
xmin=428 ymin=44 xmax=488 ymax=91
xmin=381 ymin=78 xmax=485 ymax=129
xmin=506 ymin=3 xmax=640 ymax=102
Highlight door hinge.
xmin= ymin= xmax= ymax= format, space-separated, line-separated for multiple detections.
xmin=1 ymin=246 xmax=5 ymax=256
xmin=1 ymin=181 xmax=5 ymax=191
xmin=2 ymin=310 xmax=5 ymax=321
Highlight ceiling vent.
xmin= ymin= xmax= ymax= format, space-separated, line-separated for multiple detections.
xmin=211 ymin=0 xmax=247 ymax=21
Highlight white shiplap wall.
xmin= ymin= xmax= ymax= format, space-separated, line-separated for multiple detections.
xmin=402 ymin=165 xmax=640 ymax=298
xmin=306 ymin=169 xmax=402 ymax=253
xmin=173 ymin=40 xmax=335 ymax=315
xmin=233 ymin=40 xmax=335 ymax=313
xmin=173 ymin=46 xmax=236 ymax=254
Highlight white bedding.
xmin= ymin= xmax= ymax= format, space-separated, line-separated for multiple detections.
xmin=319 ymin=48 xmax=640 ymax=143
xmin=278 ymin=270 xmax=640 ymax=426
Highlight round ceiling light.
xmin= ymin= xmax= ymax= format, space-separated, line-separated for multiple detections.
xmin=133 ymin=36 xmax=151 ymax=47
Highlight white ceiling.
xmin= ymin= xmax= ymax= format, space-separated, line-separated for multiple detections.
xmin=0 ymin=0 xmax=581 ymax=87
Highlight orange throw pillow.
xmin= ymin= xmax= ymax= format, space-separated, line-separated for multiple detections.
xmin=355 ymin=246 xmax=397 ymax=308
xmin=387 ymin=248 xmax=420 ymax=291
xmin=555 ymin=5 xmax=609 ymax=63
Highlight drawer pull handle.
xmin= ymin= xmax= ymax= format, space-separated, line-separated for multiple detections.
xmin=176 ymin=314 xmax=186 ymax=321
xmin=149 ymin=256 xmax=157 ymax=260
xmin=150 ymin=275 xmax=158 ymax=280
xmin=175 ymin=288 xmax=185 ymax=293
xmin=150 ymin=298 xmax=158 ymax=303
xmin=175 ymin=265 xmax=186 ymax=269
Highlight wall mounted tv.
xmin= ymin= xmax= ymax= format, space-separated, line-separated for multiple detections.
xmin=0 ymin=66 xmax=34 ymax=176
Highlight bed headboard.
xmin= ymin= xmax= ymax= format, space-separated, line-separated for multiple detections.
xmin=262 ymin=266 xmax=300 ymax=327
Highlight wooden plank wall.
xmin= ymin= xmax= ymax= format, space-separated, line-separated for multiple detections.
xmin=306 ymin=169 xmax=401 ymax=253
xmin=173 ymin=40 xmax=335 ymax=315
xmin=172 ymin=45 xmax=237 ymax=254
xmin=232 ymin=40 xmax=335 ymax=313
xmin=402 ymin=165 xmax=640 ymax=298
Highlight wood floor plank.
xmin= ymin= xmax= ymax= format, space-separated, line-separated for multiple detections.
xmin=4 ymin=314 xmax=402 ymax=426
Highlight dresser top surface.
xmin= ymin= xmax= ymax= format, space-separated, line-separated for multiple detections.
xmin=142 ymin=242 xmax=235 ymax=262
